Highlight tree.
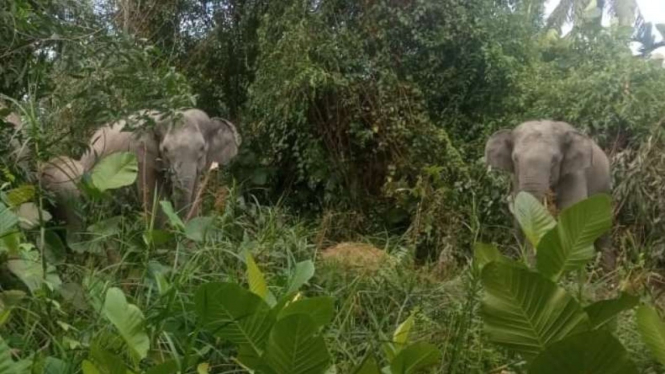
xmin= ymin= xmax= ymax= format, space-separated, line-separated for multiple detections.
xmin=547 ymin=0 xmax=638 ymax=31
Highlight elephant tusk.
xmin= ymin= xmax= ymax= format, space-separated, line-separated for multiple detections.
xmin=209 ymin=162 xmax=219 ymax=171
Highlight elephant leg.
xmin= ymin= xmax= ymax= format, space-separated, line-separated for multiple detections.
xmin=135 ymin=137 xmax=161 ymax=224
xmin=596 ymin=233 xmax=615 ymax=274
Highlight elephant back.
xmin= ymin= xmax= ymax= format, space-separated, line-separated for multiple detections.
xmin=40 ymin=156 xmax=84 ymax=198
xmin=81 ymin=118 xmax=159 ymax=171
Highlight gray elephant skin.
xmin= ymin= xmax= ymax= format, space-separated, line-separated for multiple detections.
xmin=40 ymin=156 xmax=85 ymax=238
xmin=485 ymin=120 xmax=614 ymax=270
xmin=80 ymin=108 xmax=241 ymax=220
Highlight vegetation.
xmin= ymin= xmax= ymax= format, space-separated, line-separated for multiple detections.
xmin=2 ymin=0 xmax=665 ymax=373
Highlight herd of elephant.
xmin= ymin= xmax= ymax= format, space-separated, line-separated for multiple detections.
xmin=4 ymin=106 xmax=615 ymax=271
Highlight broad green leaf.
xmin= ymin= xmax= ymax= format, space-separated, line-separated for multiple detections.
xmin=246 ymin=252 xmax=269 ymax=300
xmin=235 ymin=344 xmax=264 ymax=371
xmin=160 ymin=201 xmax=185 ymax=230
xmin=7 ymin=253 xmax=62 ymax=293
xmin=194 ymin=282 xmax=274 ymax=354
xmin=0 ymin=202 xmax=19 ymax=236
xmin=536 ymin=194 xmax=612 ymax=280
xmin=389 ymin=342 xmax=441 ymax=374
xmin=383 ymin=310 xmax=418 ymax=361
xmin=263 ymin=314 xmax=331 ymax=374
xmin=636 ymin=305 xmax=665 ymax=366
xmin=473 ymin=242 xmax=512 ymax=273
xmin=102 ymin=287 xmax=150 ymax=361
xmin=0 ymin=231 xmax=21 ymax=254
xmin=277 ymin=296 xmax=335 ymax=328
xmin=528 ymin=330 xmax=637 ymax=374
xmin=393 ymin=311 xmax=416 ymax=347
xmin=584 ymin=293 xmax=638 ymax=329
xmin=185 ymin=216 xmax=213 ymax=242
xmin=84 ymin=345 xmax=129 ymax=374
xmin=88 ymin=216 xmax=123 ymax=237
xmin=352 ymin=356 xmax=381 ymax=374
xmin=512 ymin=192 xmax=555 ymax=248
xmin=0 ymin=336 xmax=19 ymax=374
xmin=145 ymin=360 xmax=179 ymax=374
xmin=81 ymin=360 xmax=100 ymax=374
xmin=197 ymin=363 xmax=210 ymax=374
xmin=90 ymin=152 xmax=138 ymax=192
xmin=286 ymin=260 xmax=315 ymax=295
xmin=6 ymin=185 xmax=35 ymax=207
xmin=44 ymin=357 xmax=72 ymax=374
xmin=481 ymin=262 xmax=590 ymax=359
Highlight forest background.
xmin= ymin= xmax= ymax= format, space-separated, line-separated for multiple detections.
xmin=3 ymin=0 xmax=665 ymax=373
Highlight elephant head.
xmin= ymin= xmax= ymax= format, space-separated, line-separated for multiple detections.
xmin=156 ymin=109 xmax=240 ymax=215
xmin=485 ymin=120 xmax=593 ymax=201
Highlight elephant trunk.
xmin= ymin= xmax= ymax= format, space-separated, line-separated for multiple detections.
xmin=518 ymin=174 xmax=549 ymax=203
xmin=172 ymin=167 xmax=198 ymax=217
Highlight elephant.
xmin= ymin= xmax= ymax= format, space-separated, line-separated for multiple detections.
xmin=80 ymin=109 xmax=241 ymax=220
xmin=39 ymin=155 xmax=85 ymax=239
xmin=485 ymin=120 xmax=614 ymax=271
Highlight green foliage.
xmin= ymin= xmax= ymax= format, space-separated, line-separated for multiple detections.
xmin=536 ymin=194 xmax=612 ymax=280
xmin=481 ymin=261 xmax=591 ymax=358
xmin=528 ymin=330 xmax=638 ymax=374
xmin=90 ymin=153 xmax=138 ymax=193
xmin=511 ymin=192 xmax=556 ymax=248
xmin=194 ymin=255 xmax=334 ymax=373
xmin=261 ymin=314 xmax=331 ymax=374
xmin=636 ymin=305 xmax=665 ymax=367
xmin=102 ymin=287 xmax=150 ymax=362
xmin=477 ymin=194 xmax=640 ymax=369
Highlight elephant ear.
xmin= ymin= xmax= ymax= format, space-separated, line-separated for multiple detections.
xmin=205 ymin=118 xmax=241 ymax=165
xmin=485 ymin=129 xmax=514 ymax=172
xmin=562 ymin=130 xmax=593 ymax=175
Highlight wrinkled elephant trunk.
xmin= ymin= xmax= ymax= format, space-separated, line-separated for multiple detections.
xmin=172 ymin=168 xmax=198 ymax=218
xmin=518 ymin=172 xmax=549 ymax=204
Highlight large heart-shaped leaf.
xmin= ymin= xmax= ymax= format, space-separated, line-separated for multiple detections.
xmin=383 ymin=310 xmax=418 ymax=361
xmin=102 ymin=287 xmax=150 ymax=361
xmin=636 ymin=305 xmax=665 ymax=366
xmin=473 ymin=242 xmax=513 ymax=273
xmin=91 ymin=152 xmax=138 ymax=192
xmin=159 ymin=201 xmax=185 ymax=230
xmin=262 ymin=314 xmax=331 ymax=374
xmin=194 ymin=282 xmax=274 ymax=354
xmin=537 ymin=194 xmax=612 ymax=280
xmin=389 ymin=342 xmax=441 ymax=374
xmin=511 ymin=192 xmax=556 ymax=248
xmin=584 ymin=293 xmax=638 ymax=329
xmin=185 ymin=216 xmax=213 ymax=242
xmin=0 ymin=202 xmax=19 ymax=237
xmin=481 ymin=262 xmax=590 ymax=359
xmin=352 ymin=355 xmax=381 ymax=374
xmin=83 ymin=345 xmax=129 ymax=374
xmin=7 ymin=251 xmax=62 ymax=293
xmin=246 ymin=252 xmax=269 ymax=300
xmin=528 ymin=330 xmax=637 ymax=374
xmin=286 ymin=260 xmax=315 ymax=295
xmin=277 ymin=296 xmax=335 ymax=329
xmin=6 ymin=185 xmax=35 ymax=207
